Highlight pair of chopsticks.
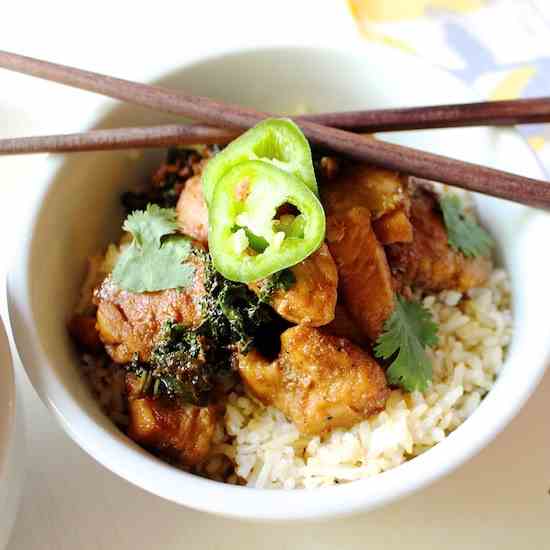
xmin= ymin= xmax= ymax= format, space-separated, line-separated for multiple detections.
xmin=1 ymin=50 xmax=550 ymax=209
xmin=3 ymin=99 xmax=550 ymax=154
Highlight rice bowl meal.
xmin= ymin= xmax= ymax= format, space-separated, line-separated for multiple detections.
xmin=68 ymin=118 xmax=511 ymax=489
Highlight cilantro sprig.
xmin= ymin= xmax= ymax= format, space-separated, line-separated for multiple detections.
xmin=112 ymin=204 xmax=194 ymax=292
xmin=439 ymin=195 xmax=493 ymax=257
xmin=374 ymin=296 xmax=439 ymax=392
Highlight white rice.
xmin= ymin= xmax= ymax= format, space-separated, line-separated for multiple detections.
xmin=219 ymin=269 xmax=512 ymax=489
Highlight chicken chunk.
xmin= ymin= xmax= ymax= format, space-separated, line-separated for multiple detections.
xmin=93 ymin=255 xmax=205 ymax=364
xmin=323 ymin=202 xmax=395 ymax=341
xmin=323 ymin=302 xmax=366 ymax=346
xmin=176 ymin=175 xmax=209 ymax=244
xmin=323 ymin=163 xmax=410 ymax=221
xmin=238 ymin=326 xmax=389 ymax=436
xmin=321 ymin=165 xmax=408 ymax=340
xmin=372 ymin=208 xmax=413 ymax=245
xmin=249 ymin=243 xmax=338 ymax=326
xmin=387 ymin=188 xmax=491 ymax=293
xmin=321 ymin=162 xmax=412 ymax=246
xmin=126 ymin=374 xmax=217 ymax=467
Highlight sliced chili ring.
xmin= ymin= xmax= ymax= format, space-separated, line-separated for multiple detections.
xmin=208 ymin=160 xmax=325 ymax=283
xmin=202 ymin=117 xmax=317 ymax=206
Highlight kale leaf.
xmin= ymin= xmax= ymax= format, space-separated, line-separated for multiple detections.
xmin=129 ymin=253 xmax=294 ymax=404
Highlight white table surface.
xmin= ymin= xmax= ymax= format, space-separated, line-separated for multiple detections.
xmin=1 ymin=2 xmax=549 ymax=548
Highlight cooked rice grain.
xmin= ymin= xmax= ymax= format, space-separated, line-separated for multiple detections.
xmin=81 ymin=354 xmax=129 ymax=427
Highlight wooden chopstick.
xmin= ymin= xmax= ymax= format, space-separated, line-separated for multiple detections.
xmin=0 ymin=124 xmax=241 ymax=155
xmin=329 ymin=97 xmax=550 ymax=131
xmin=1 ymin=49 xmax=550 ymax=209
xmin=4 ymin=95 xmax=550 ymax=156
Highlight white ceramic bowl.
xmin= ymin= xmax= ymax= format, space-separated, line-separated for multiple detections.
xmin=0 ymin=316 xmax=24 ymax=546
xmin=7 ymin=45 xmax=550 ymax=521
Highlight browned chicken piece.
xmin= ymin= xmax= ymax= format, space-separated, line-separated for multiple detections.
xmin=321 ymin=163 xmax=412 ymax=340
xmin=93 ymin=255 xmax=205 ymax=364
xmin=322 ymin=302 xmax=366 ymax=346
xmin=387 ymin=188 xmax=491 ymax=293
xmin=249 ymin=243 xmax=338 ymax=326
xmin=176 ymin=175 xmax=209 ymax=245
xmin=238 ymin=326 xmax=390 ymax=436
xmin=126 ymin=374 xmax=217 ymax=467
xmin=323 ymin=201 xmax=395 ymax=341
xmin=372 ymin=208 xmax=413 ymax=245
xmin=68 ymin=314 xmax=104 ymax=353
xmin=325 ymin=163 xmax=410 ymax=221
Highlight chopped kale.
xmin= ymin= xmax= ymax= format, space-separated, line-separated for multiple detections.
xmin=150 ymin=323 xmax=215 ymax=405
xmin=199 ymin=249 xmax=282 ymax=352
xmin=128 ymin=253 xmax=294 ymax=404
xmin=121 ymin=146 xmax=222 ymax=214
xmin=129 ymin=321 xmax=220 ymax=406
xmin=257 ymin=269 xmax=296 ymax=304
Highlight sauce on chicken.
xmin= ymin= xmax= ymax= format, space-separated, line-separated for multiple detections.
xmin=126 ymin=373 xmax=217 ymax=466
xmin=250 ymin=243 xmax=338 ymax=326
xmin=238 ymin=325 xmax=390 ymax=436
xmin=387 ymin=187 xmax=490 ymax=293
xmin=324 ymin=200 xmax=395 ymax=341
xmin=176 ymin=175 xmax=209 ymax=244
xmin=93 ymin=255 xmax=205 ymax=363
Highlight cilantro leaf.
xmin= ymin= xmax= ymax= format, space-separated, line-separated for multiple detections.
xmin=439 ymin=195 xmax=493 ymax=257
xmin=374 ymin=296 xmax=439 ymax=392
xmin=112 ymin=204 xmax=194 ymax=292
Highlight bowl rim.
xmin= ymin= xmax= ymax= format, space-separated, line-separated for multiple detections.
xmin=7 ymin=42 xmax=550 ymax=521
xmin=0 ymin=315 xmax=17 ymax=481
xmin=0 ymin=310 xmax=24 ymax=546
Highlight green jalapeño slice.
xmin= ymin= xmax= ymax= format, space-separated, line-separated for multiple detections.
xmin=208 ymin=160 xmax=325 ymax=283
xmin=202 ymin=117 xmax=317 ymax=206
